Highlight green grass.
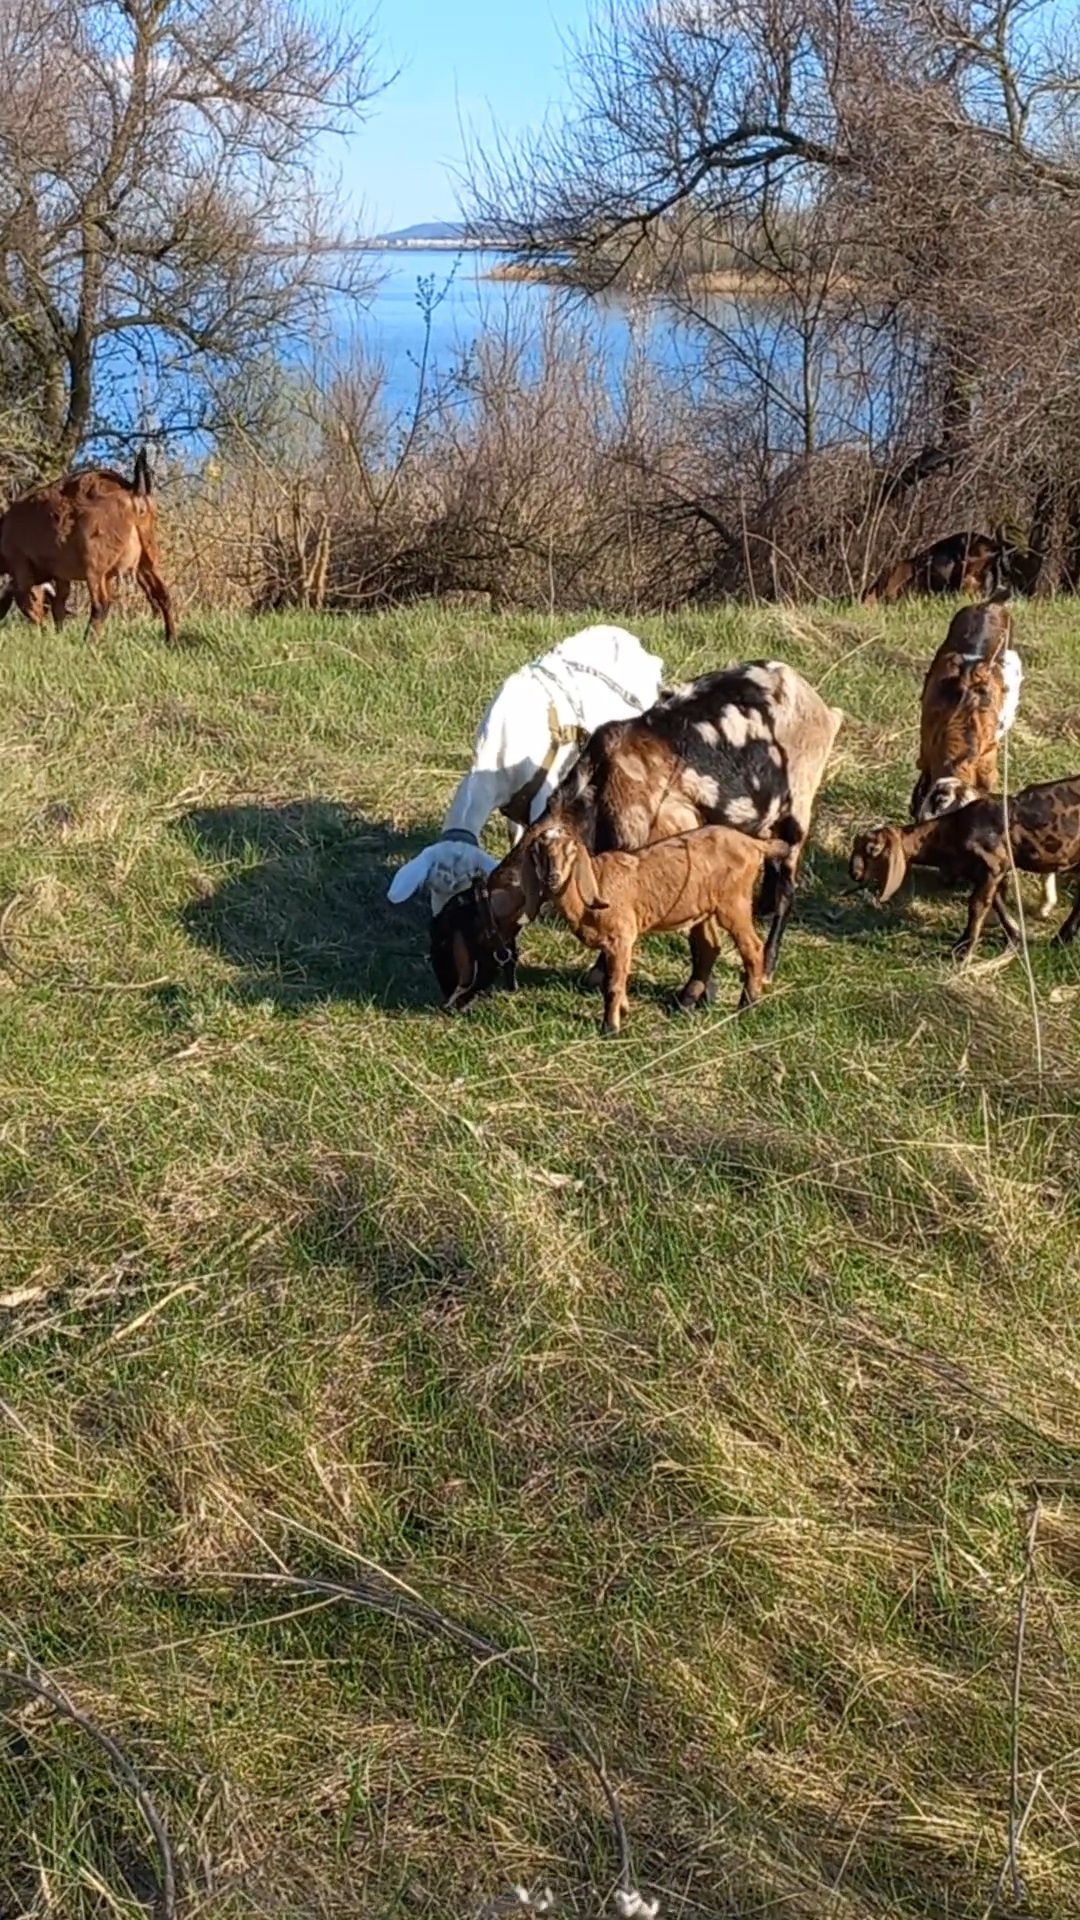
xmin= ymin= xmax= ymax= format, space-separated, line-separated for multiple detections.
xmin=1 ymin=599 xmax=1078 ymax=1919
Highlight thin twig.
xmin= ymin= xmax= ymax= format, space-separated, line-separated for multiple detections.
xmin=0 ymin=1663 xmax=177 ymax=1920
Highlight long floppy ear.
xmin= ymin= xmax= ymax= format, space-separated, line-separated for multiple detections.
xmin=489 ymin=881 xmax=527 ymax=933
xmin=387 ymin=847 xmax=436 ymax=903
xmin=517 ymin=843 xmax=545 ymax=921
xmin=574 ymin=843 xmax=608 ymax=910
xmin=878 ymin=831 xmax=910 ymax=902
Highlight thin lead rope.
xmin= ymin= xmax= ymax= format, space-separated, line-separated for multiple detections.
xmin=529 ymin=656 xmax=650 ymax=722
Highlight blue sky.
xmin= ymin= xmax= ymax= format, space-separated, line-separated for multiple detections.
xmin=334 ymin=0 xmax=589 ymax=230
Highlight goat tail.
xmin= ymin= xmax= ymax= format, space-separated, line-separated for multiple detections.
xmin=773 ymin=812 xmax=804 ymax=849
xmin=133 ymin=448 xmax=152 ymax=497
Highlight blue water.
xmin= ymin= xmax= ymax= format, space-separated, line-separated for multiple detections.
xmin=346 ymin=248 xmax=686 ymax=416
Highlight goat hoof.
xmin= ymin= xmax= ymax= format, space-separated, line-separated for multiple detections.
xmin=601 ymin=1020 xmax=621 ymax=1038
xmin=673 ymin=988 xmax=706 ymax=1015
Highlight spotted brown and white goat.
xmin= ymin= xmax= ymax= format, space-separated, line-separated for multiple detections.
xmin=432 ymin=661 xmax=843 ymax=1009
xmin=910 ymin=593 xmax=1056 ymax=917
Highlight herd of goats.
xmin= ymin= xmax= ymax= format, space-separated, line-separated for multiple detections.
xmin=388 ymin=592 xmax=1079 ymax=1031
xmin=0 ymin=457 xmax=1076 ymax=1030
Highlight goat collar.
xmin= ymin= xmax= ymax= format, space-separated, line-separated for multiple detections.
xmin=442 ymin=828 xmax=480 ymax=846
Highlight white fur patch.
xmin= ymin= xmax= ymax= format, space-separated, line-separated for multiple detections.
xmin=719 ymin=707 xmax=749 ymax=747
xmin=387 ymin=839 xmax=499 ymax=915
xmin=683 ymin=769 xmax=721 ymax=809
xmin=695 ymin=720 xmax=720 ymax=746
xmin=997 ymin=649 xmax=1023 ymax=740
xmin=724 ymin=795 xmax=760 ymax=827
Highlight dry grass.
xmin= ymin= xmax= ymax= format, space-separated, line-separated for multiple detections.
xmin=0 ymin=597 xmax=1078 ymax=1918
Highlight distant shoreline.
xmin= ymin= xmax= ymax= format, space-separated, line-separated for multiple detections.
xmin=485 ymin=260 xmax=856 ymax=299
xmin=366 ymin=238 xmax=516 ymax=254
xmin=485 ymin=260 xmax=783 ymax=297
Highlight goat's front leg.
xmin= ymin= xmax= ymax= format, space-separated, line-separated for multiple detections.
xmin=601 ymin=939 xmax=634 ymax=1036
xmin=675 ymin=920 xmax=720 ymax=1012
xmin=762 ymin=859 xmax=797 ymax=983
xmin=992 ymin=888 xmax=1022 ymax=946
xmin=85 ymin=568 xmax=112 ymax=639
xmin=579 ymin=950 xmax=607 ymax=994
xmin=725 ymin=901 xmax=767 ymax=1009
xmin=953 ymin=868 xmax=1002 ymax=961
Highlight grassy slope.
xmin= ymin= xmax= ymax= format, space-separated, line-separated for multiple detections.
xmin=0 ymin=600 xmax=1078 ymax=1920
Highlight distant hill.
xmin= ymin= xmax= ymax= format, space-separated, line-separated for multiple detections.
xmin=371 ymin=221 xmax=512 ymax=251
xmin=380 ymin=222 xmax=465 ymax=243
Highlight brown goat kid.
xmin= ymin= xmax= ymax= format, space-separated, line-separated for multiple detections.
xmin=0 ymin=453 xmax=175 ymax=643
xmin=534 ymin=818 xmax=799 ymax=1032
xmin=849 ymin=776 xmax=1080 ymax=960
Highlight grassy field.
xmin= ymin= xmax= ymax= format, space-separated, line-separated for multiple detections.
xmin=1 ymin=598 xmax=1078 ymax=1920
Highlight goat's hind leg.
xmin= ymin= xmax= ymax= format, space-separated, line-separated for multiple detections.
xmin=136 ymin=559 xmax=176 ymax=644
xmin=600 ymin=939 xmax=633 ymax=1036
xmin=675 ymin=919 xmax=720 ymax=1013
xmin=1051 ymin=873 xmax=1080 ymax=947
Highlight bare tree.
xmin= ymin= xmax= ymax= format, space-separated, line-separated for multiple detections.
xmin=467 ymin=0 xmax=1080 ymax=593
xmin=0 ymin=0 xmax=381 ymax=466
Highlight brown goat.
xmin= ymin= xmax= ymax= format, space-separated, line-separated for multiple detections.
xmin=533 ymin=818 xmax=796 ymax=1032
xmin=0 ymin=453 xmax=175 ymax=642
xmin=912 ymin=594 xmax=1016 ymax=817
xmin=849 ymin=775 xmax=1080 ymax=959
xmin=864 ymin=531 xmax=999 ymax=606
xmin=910 ymin=594 xmax=1056 ymax=916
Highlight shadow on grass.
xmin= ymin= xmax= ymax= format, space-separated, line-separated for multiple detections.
xmin=176 ymin=799 xmax=440 ymax=1010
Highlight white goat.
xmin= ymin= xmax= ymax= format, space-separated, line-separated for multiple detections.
xmin=387 ymin=624 xmax=665 ymax=916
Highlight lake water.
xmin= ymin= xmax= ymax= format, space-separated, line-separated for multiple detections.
xmin=349 ymin=248 xmax=688 ymax=416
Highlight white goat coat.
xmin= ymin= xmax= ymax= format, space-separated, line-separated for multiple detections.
xmin=387 ymin=625 xmax=665 ymax=915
